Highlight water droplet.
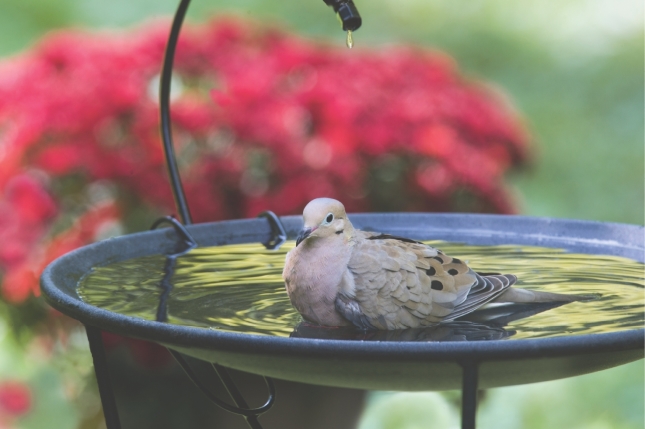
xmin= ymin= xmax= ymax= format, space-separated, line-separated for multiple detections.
xmin=346 ymin=30 xmax=354 ymax=49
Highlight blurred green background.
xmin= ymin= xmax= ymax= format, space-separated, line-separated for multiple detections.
xmin=0 ymin=0 xmax=642 ymax=428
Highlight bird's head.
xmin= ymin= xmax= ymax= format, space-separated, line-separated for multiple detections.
xmin=296 ymin=198 xmax=353 ymax=246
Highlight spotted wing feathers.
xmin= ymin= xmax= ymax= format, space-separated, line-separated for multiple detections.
xmin=337 ymin=232 xmax=515 ymax=330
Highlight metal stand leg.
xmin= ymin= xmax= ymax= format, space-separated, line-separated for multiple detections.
xmin=460 ymin=361 xmax=479 ymax=429
xmin=85 ymin=325 xmax=122 ymax=429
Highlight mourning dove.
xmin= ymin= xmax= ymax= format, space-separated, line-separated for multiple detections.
xmin=283 ymin=198 xmax=582 ymax=330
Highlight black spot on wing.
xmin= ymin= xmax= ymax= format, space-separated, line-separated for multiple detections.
xmin=431 ymin=280 xmax=444 ymax=291
xmin=426 ymin=266 xmax=436 ymax=276
xmin=448 ymin=269 xmax=459 ymax=275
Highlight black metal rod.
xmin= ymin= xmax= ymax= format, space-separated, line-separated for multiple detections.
xmin=460 ymin=361 xmax=479 ymax=429
xmin=214 ymin=364 xmax=266 ymax=429
xmin=159 ymin=0 xmax=193 ymax=225
xmin=85 ymin=325 xmax=122 ymax=429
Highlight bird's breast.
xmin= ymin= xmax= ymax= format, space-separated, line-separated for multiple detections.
xmin=283 ymin=239 xmax=352 ymax=326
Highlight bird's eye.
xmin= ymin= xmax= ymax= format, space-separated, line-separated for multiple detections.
xmin=324 ymin=213 xmax=334 ymax=224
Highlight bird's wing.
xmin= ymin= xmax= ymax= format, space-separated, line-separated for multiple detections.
xmin=339 ymin=231 xmax=479 ymax=329
xmin=445 ymin=273 xmax=517 ymax=321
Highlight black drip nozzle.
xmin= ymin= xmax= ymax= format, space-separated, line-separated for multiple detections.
xmin=323 ymin=0 xmax=362 ymax=32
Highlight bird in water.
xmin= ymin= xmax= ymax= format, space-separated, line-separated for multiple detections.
xmin=283 ymin=198 xmax=583 ymax=330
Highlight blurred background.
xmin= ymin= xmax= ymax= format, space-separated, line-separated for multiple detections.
xmin=0 ymin=0 xmax=642 ymax=428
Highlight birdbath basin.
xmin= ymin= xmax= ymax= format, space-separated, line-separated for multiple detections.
xmin=41 ymin=213 xmax=644 ymax=392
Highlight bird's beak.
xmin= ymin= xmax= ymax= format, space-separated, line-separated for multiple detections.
xmin=296 ymin=226 xmax=316 ymax=246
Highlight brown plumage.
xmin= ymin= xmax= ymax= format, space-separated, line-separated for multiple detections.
xmin=283 ymin=198 xmax=581 ymax=330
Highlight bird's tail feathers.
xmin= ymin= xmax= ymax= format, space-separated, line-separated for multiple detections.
xmin=491 ymin=287 xmax=590 ymax=304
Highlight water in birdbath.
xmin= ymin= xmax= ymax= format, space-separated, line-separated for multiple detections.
xmin=77 ymin=242 xmax=644 ymax=341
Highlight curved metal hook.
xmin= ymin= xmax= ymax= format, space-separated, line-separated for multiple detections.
xmin=257 ymin=211 xmax=287 ymax=250
xmin=213 ymin=363 xmax=276 ymax=415
xmin=170 ymin=350 xmax=276 ymax=419
xmin=150 ymin=215 xmax=197 ymax=256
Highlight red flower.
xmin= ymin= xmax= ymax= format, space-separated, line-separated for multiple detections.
xmin=1 ymin=202 xmax=120 ymax=303
xmin=0 ymin=381 xmax=31 ymax=417
xmin=0 ymin=174 xmax=57 ymax=270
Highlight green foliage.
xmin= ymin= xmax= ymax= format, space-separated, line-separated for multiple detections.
xmin=18 ymin=369 xmax=80 ymax=429
xmin=478 ymin=361 xmax=645 ymax=429
xmin=358 ymin=361 xmax=644 ymax=429
xmin=0 ymin=315 xmax=85 ymax=429
xmin=358 ymin=392 xmax=459 ymax=429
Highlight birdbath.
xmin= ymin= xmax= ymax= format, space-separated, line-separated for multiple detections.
xmin=39 ymin=1 xmax=644 ymax=429
xmin=41 ymin=214 xmax=645 ymax=428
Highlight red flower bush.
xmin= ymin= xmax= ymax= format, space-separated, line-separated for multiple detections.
xmin=0 ymin=18 xmax=530 ymax=304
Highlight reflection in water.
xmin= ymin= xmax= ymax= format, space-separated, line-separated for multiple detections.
xmin=77 ymin=241 xmax=645 ymax=341
xmin=291 ymin=321 xmax=515 ymax=341
xmin=291 ymin=320 xmax=512 ymax=341
xmin=291 ymin=302 xmax=568 ymax=341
